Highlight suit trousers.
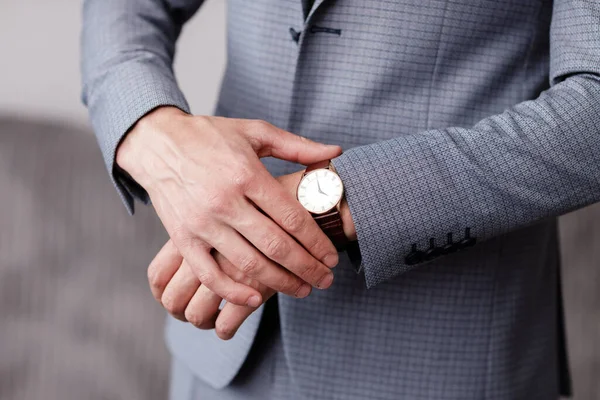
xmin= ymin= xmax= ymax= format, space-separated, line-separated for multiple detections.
xmin=169 ymin=297 xmax=301 ymax=400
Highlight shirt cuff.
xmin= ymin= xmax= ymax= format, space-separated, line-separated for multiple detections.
xmin=85 ymin=59 xmax=190 ymax=214
xmin=345 ymin=240 xmax=363 ymax=273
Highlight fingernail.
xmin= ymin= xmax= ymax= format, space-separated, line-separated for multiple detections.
xmin=247 ymin=295 xmax=261 ymax=308
xmin=296 ymin=284 xmax=312 ymax=298
xmin=322 ymin=253 xmax=339 ymax=268
xmin=316 ymin=272 xmax=334 ymax=289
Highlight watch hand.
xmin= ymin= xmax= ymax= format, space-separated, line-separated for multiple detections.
xmin=316 ymin=178 xmax=326 ymax=195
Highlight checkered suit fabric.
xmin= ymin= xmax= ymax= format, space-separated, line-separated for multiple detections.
xmin=82 ymin=0 xmax=600 ymax=398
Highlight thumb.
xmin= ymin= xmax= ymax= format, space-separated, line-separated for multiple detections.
xmin=257 ymin=124 xmax=342 ymax=164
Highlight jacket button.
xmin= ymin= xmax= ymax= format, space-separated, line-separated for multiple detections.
xmin=458 ymin=227 xmax=477 ymax=249
xmin=289 ymin=27 xmax=301 ymax=43
xmin=405 ymin=243 xmax=425 ymax=265
xmin=424 ymin=238 xmax=442 ymax=261
xmin=442 ymin=232 xmax=458 ymax=255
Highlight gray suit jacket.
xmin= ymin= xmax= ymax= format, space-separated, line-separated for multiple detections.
xmin=82 ymin=0 xmax=600 ymax=398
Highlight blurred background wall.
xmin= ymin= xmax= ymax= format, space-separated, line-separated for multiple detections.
xmin=0 ymin=0 xmax=226 ymax=122
xmin=0 ymin=1 xmax=226 ymax=399
xmin=0 ymin=1 xmax=598 ymax=400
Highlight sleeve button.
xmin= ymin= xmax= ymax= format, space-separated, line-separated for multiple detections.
xmin=442 ymin=232 xmax=458 ymax=255
xmin=458 ymin=227 xmax=477 ymax=249
xmin=424 ymin=238 xmax=442 ymax=261
xmin=405 ymin=243 xmax=425 ymax=265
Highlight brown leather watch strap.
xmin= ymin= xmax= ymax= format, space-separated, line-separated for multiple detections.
xmin=314 ymin=209 xmax=348 ymax=251
xmin=305 ymin=159 xmax=330 ymax=172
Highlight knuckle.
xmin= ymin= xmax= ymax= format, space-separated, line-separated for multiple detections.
xmin=205 ymin=193 xmax=232 ymax=217
xmin=148 ymin=275 xmax=167 ymax=300
xmin=193 ymin=114 xmax=215 ymax=130
xmin=302 ymin=261 xmax=322 ymax=279
xmin=162 ymin=293 xmax=184 ymax=316
xmin=215 ymin=319 xmax=234 ymax=339
xmin=272 ymin=270 xmax=301 ymax=294
xmin=170 ymin=226 xmax=209 ymax=252
xmin=246 ymin=120 xmax=273 ymax=146
xmin=186 ymin=310 xmax=212 ymax=329
xmin=196 ymin=271 xmax=215 ymax=287
xmin=281 ymin=209 xmax=306 ymax=233
xmin=184 ymin=309 xmax=201 ymax=326
xmin=239 ymin=255 xmax=260 ymax=276
xmin=190 ymin=222 xmax=220 ymax=244
xmin=282 ymin=276 xmax=303 ymax=295
xmin=170 ymin=225 xmax=190 ymax=245
xmin=244 ymin=131 xmax=262 ymax=150
xmin=264 ymin=235 xmax=290 ymax=260
xmin=251 ymin=119 xmax=271 ymax=133
xmin=305 ymin=233 xmax=326 ymax=256
xmin=187 ymin=211 xmax=210 ymax=229
xmin=230 ymin=168 xmax=253 ymax=192
xmin=147 ymin=265 xmax=162 ymax=289
xmin=171 ymin=231 xmax=208 ymax=257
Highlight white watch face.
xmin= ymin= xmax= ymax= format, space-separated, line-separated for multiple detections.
xmin=297 ymin=169 xmax=344 ymax=214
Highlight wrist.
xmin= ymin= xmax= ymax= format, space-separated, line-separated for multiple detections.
xmin=339 ymin=197 xmax=357 ymax=241
xmin=115 ymin=106 xmax=189 ymax=188
xmin=329 ymin=162 xmax=356 ymax=242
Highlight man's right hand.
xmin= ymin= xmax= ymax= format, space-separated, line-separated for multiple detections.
xmin=117 ymin=107 xmax=342 ymax=307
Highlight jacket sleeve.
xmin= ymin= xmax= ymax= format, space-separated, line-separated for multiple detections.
xmin=81 ymin=0 xmax=204 ymax=214
xmin=332 ymin=0 xmax=600 ymax=288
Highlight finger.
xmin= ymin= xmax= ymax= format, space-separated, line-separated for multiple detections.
xmin=215 ymin=251 xmax=268 ymax=292
xmin=215 ymin=290 xmax=276 ymax=340
xmin=161 ymin=260 xmax=201 ymax=321
xmin=148 ymin=240 xmax=184 ymax=304
xmin=246 ymin=170 xmax=339 ymax=269
xmin=184 ymin=248 xmax=265 ymax=330
xmin=179 ymin=238 xmax=263 ymax=307
xmin=184 ymin=284 xmax=222 ymax=330
xmin=250 ymin=121 xmax=342 ymax=165
xmin=210 ymin=224 xmax=313 ymax=298
xmin=237 ymin=198 xmax=336 ymax=291
xmin=214 ymin=249 xmax=275 ymax=340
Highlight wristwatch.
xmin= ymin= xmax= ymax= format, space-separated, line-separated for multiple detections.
xmin=296 ymin=160 xmax=348 ymax=251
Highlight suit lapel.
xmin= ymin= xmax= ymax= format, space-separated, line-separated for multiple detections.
xmin=303 ymin=0 xmax=329 ymax=23
xmin=301 ymin=0 xmax=312 ymax=21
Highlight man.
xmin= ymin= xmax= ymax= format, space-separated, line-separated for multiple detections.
xmin=81 ymin=0 xmax=600 ymax=398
